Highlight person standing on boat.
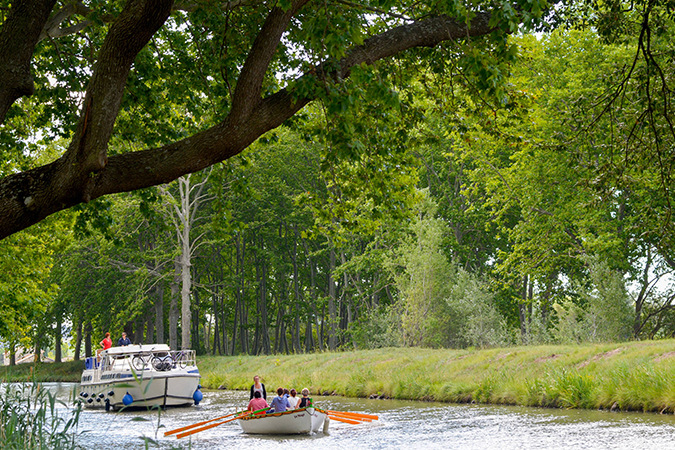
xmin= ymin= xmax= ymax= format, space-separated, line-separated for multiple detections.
xmin=99 ymin=332 xmax=112 ymax=350
xmin=269 ymin=387 xmax=291 ymax=413
xmin=117 ymin=332 xmax=131 ymax=346
xmin=287 ymin=388 xmax=299 ymax=409
xmin=247 ymin=390 xmax=268 ymax=414
xmin=250 ymin=375 xmax=267 ymax=400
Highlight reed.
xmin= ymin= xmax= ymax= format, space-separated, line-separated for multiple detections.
xmin=198 ymin=340 xmax=675 ymax=413
xmin=0 ymin=382 xmax=82 ymax=449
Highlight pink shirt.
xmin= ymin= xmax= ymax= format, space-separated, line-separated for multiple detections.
xmin=248 ymin=397 xmax=269 ymax=414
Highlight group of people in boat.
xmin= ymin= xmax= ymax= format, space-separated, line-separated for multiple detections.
xmin=248 ymin=375 xmax=312 ymax=415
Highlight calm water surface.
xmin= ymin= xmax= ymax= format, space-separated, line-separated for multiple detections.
xmin=44 ymin=383 xmax=675 ymax=449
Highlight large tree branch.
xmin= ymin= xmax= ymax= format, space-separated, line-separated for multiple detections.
xmin=229 ymin=0 xmax=311 ymax=119
xmin=0 ymin=11 xmax=495 ymax=239
xmin=0 ymin=0 xmax=57 ymax=122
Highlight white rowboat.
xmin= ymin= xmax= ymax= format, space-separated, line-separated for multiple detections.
xmin=237 ymin=407 xmax=329 ymax=435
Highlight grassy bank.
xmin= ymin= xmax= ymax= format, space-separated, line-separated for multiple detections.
xmin=3 ymin=340 xmax=675 ymax=413
xmin=0 ymin=360 xmax=83 ymax=383
xmin=198 ymin=340 xmax=675 ymax=413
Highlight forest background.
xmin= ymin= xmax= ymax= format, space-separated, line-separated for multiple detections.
xmin=1 ymin=0 xmax=675 ymax=364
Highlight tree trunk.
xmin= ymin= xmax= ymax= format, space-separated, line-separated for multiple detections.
xmin=74 ymin=319 xmax=82 ymax=361
xmin=84 ymin=321 xmax=92 ymax=358
xmin=328 ymin=248 xmax=338 ymax=350
xmin=54 ymin=316 xmax=62 ymax=363
xmin=212 ymin=286 xmax=220 ymax=355
xmin=155 ymin=282 xmax=165 ymax=344
xmin=169 ymin=258 xmax=181 ymax=349
xmin=145 ymin=308 xmax=154 ymax=344
xmin=292 ymin=224 xmax=301 ymax=353
xmin=180 ymin=238 xmax=192 ymax=349
xmin=518 ymin=275 xmax=528 ymax=338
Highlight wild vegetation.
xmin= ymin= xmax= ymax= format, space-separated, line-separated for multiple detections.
xmin=0 ymin=382 xmax=82 ymax=449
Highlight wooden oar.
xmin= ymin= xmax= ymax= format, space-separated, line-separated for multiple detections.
xmin=326 ymin=414 xmax=363 ymax=425
xmin=164 ymin=411 xmax=241 ymax=436
xmin=326 ymin=411 xmax=373 ymax=422
xmin=326 ymin=410 xmax=379 ymax=420
xmin=175 ymin=407 xmax=268 ymax=439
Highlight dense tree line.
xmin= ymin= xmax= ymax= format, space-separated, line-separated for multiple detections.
xmin=2 ymin=0 xmax=675 ymax=362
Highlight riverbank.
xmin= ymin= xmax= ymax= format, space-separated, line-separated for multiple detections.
xmin=3 ymin=340 xmax=675 ymax=413
xmin=197 ymin=341 xmax=675 ymax=413
xmin=0 ymin=359 xmax=83 ymax=382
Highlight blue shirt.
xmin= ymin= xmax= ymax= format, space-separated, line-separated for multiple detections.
xmin=270 ymin=395 xmax=290 ymax=412
xmin=117 ymin=337 xmax=131 ymax=346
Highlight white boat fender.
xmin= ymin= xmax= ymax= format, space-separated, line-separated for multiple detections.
xmin=323 ymin=416 xmax=330 ymax=434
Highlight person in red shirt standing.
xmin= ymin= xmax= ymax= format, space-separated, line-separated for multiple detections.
xmin=100 ymin=332 xmax=112 ymax=350
xmin=96 ymin=332 xmax=113 ymax=363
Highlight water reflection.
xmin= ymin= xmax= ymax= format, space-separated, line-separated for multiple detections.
xmin=39 ymin=383 xmax=675 ymax=449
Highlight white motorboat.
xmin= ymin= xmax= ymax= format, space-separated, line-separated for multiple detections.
xmin=79 ymin=344 xmax=202 ymax=411
xmin=237 ymin=407 xmax=329 ymax=434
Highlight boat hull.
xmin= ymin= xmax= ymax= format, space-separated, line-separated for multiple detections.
xmin=80 ymin=371 xmax=200 ymax=410
xmin=237 ymin=408 xmax=329 ymax=435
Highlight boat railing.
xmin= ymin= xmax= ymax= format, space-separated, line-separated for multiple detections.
xmin=98 ymin=349 xmax=197 ymax=373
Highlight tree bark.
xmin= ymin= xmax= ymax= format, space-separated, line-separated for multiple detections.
xmin=328 ymin=248 xmax=338 ymax=351
xmin=155 ymin=282 xmax=165 ymax=344
xmin=169 ymin=258 xmax=181 ymax=349
xmin=84 ymin=321 xmax=92 ymax=358
xmin=0 ymin=0 xmax=57 ymax=122
xmin=54 ymin=317 xmax=62 ymax=363
xmin=74 ymin=319 xmax=82 ymax=361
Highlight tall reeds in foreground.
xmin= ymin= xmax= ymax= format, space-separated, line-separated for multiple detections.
xmin=0 ymin=381 xmax=82 ymax=449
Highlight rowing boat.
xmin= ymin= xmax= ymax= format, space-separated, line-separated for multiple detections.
xmin=237 ymin=407 xmax=329 ymax=435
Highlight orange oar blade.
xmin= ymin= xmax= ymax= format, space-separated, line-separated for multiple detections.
xmin=164 ymin=412 xmax=238 ymax=436
xmin=327 ymin=410 xmax=379 ymax=420
xmin=327 ymin=415 xmax=362 ymax=425
xmin=176 ymin=413 xmax=246 ymax=439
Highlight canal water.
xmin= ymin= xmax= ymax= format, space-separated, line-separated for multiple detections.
xmin=43 ymin=383 xmax=675 ymax=449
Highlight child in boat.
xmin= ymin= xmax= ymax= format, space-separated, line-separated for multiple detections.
xmin=248 ymin=390 xmax=268 ymax=414
xmin=268 ymin=387 xmax=291 ymax=413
